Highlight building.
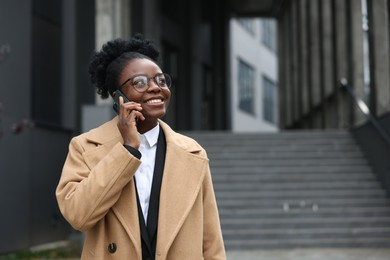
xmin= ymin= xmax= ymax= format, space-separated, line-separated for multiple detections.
xmin=276 ymin=0 xmax=390 ymax=198
xmin=0 ymin=0 xmax=95 ymax=253
xmin=277 ymin=0 xmax=390 ymax=130
xmin=230 ymin=17 xmax=278 ymax=132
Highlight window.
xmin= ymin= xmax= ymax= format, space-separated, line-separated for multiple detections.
xmin=238 ymin=60 xmax=255 ymax=114
xmin=262 ymin=19 xmax=277 ymax=52
xmin=262 ymin=75 xmax=277 ymax=123
xmin=238 ymin=18 xmax=256 ymax=35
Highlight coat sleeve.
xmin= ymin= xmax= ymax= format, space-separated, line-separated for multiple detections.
xmin=201 ymin=152 xmax=226 ymax=260
xmin=55 ymin=137 xmax=141 ymax=232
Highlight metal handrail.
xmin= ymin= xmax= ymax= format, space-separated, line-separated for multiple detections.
xmin=340 ymin=78 xmax=390 ymax=147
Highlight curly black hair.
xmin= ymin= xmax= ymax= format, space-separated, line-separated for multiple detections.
xmin=88 ymin=34 xmax=160 ymax=99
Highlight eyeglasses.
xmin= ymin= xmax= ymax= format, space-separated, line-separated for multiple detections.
xmin=119 ymin=73 xmax=172 ymax=93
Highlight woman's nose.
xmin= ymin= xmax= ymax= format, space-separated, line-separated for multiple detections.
xmin=147 ymin=79 xmax=161 ymax=92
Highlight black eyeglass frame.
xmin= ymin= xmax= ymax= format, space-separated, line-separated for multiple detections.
xmin=119 ymin=73 xmax=172 ymax=93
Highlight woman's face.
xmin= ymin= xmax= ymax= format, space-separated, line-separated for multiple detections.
xmin=118 ymin=58 xmax=171 ymax=124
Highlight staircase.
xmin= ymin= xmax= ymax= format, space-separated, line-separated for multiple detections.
xmin=186 ymin=130 xmax=390 ymax=250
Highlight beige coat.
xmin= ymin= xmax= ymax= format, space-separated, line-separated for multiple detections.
xmin=56 ymin=118 xmax=226 ymax=259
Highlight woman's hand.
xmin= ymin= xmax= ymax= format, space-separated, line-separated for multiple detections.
xmin=117 ymin=96 xmax=145 ymax=149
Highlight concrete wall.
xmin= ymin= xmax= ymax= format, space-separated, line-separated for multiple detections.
xmin=0 ymin=0 xmax=34 ymax=252
xmin=369 ymin=0 xmax=390 ymax=116
xmin=0 ymin=0 xmax=95 ymax=253
xmin=277 ymin=0 xmax=390 ymax=130
xmin=352 ymin=112 xmax=390 ymax=197
xmin=0 ymin=0 xmax=68 ymax=252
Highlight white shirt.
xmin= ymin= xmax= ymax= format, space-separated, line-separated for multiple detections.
xmin=135 ymin=123 xmax=160 ymax=223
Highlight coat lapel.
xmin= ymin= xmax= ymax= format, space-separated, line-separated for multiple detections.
xmin=112 ymin=182 xmax=142 ymax=259
xmin=156 ymin=121 xmax=208 ymax=256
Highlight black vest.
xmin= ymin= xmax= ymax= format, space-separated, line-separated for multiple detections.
xmin=134 ymin=128 xmax=166 ymax=260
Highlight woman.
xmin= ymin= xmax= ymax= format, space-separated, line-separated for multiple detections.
xmin=56 ymin=34 xmax=226 ymax=259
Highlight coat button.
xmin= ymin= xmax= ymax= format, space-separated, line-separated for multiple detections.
xmin=108 ymin=243 xmax=117 ymax=253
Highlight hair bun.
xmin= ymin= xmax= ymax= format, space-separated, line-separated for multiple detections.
xmin=88 ymin=34 xmax=160 ymax=99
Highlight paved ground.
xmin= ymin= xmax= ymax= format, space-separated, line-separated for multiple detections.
xmin=227 ymin=248 xmax=390 ymax=260
xmin=25 ymin=241 xmax=390 ymax=259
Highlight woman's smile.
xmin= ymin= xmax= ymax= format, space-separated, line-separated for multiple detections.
xmin=145 ymin=98 xmax=164 ymax=105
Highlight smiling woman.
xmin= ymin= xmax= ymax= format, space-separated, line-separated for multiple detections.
xmin=55 ymin=34 xmax=226 ymax=260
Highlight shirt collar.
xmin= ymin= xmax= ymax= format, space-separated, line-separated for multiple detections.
xmin=140 ymin=123 xmax=160 ymax=148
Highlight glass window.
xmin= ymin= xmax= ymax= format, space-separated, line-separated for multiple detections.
xmin=238 ymin=59 xmax=255 ymax=114
xmin=262 ymin=75 xmax=277 ymax=123
xmin=238 ymin=18 xmax=256 ymax=35
xmin=262 ymin=19 xmax=277 ymax=52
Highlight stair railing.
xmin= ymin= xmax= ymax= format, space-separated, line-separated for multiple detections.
xmin=340 ymin=78 xmax=390 ymax=147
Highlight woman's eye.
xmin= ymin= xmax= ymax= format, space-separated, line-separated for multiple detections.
xmin=157 ymin=78 xmax=166 ymax=85
xmin=133 ymin=78 xmax=147 ymax=86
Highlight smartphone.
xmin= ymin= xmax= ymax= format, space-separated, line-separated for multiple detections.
xmin=113 ymin=90 xmax=130 ymax=114
xmin=113 ymin=90 xmax=140 ymax=124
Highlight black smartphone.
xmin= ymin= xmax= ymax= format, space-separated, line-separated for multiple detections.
xmin=113 ymin=90 xmax=130 ymax=114
xmin=113 ymin=90 xmax=140 ymax=124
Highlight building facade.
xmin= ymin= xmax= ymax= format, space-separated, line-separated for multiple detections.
xmin=230 ymin=18 xmax=278 ymax=132
xmin=0 ymin=0 xmax=95 ymax=253
xmin=277 ymin=0 xmax=390 ymax=130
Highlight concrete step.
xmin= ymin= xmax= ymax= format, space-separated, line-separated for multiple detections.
xmin=187 ymin=130 xmax=390 ymax=249
xmin=224 ymin=237 xmax=390 ymax=249
xmin=210 ymin=158 xmax=370 ymax=167
xmin=213 ymin=173 xmax=377 ymax=182
xmin=218 ymin=198 xmax=390 ymax=209
xmin=219 ymin=206 xmax=390 ymax=216
xmin=222 ymin=227 xmax=390 ymax=239
xmin=209 ymin=151 xmax=366 ymax=159
xmin=187 ymin=131 xmax=354 ymax=141
xmin=221 ymin=216 xmax=390 ymax=228
xmin=216 ymin=189 xmax=386 ymax=199
xmin=219 ymin=209 xmax=390 ymax=219
xmin=211 ymin=165 xmax=374 ymax=173
xmin=214 ymin=180 xmax=381 ymax=191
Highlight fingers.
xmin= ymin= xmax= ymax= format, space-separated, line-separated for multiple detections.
xmin=116 ymin=97 xmax=144 ymax=148
xmin=118 ymin=97 xmax=144 ymax=125
xmin=119 ymin=96 xmax=142 ymax=115
xmin=133 ymin=110 xmax=145 ymax=122
xmin=118 ymin=96 xmax=124 ymax=118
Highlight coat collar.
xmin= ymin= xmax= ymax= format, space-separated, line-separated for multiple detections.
xmin=84 ymin=117 xmax=122 ymax=145
xmin=84 ymin=117 xmax=203 ymax=154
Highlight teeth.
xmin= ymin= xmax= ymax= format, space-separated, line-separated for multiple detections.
xmin=147 ymin=99 xmax=162 ymax=104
